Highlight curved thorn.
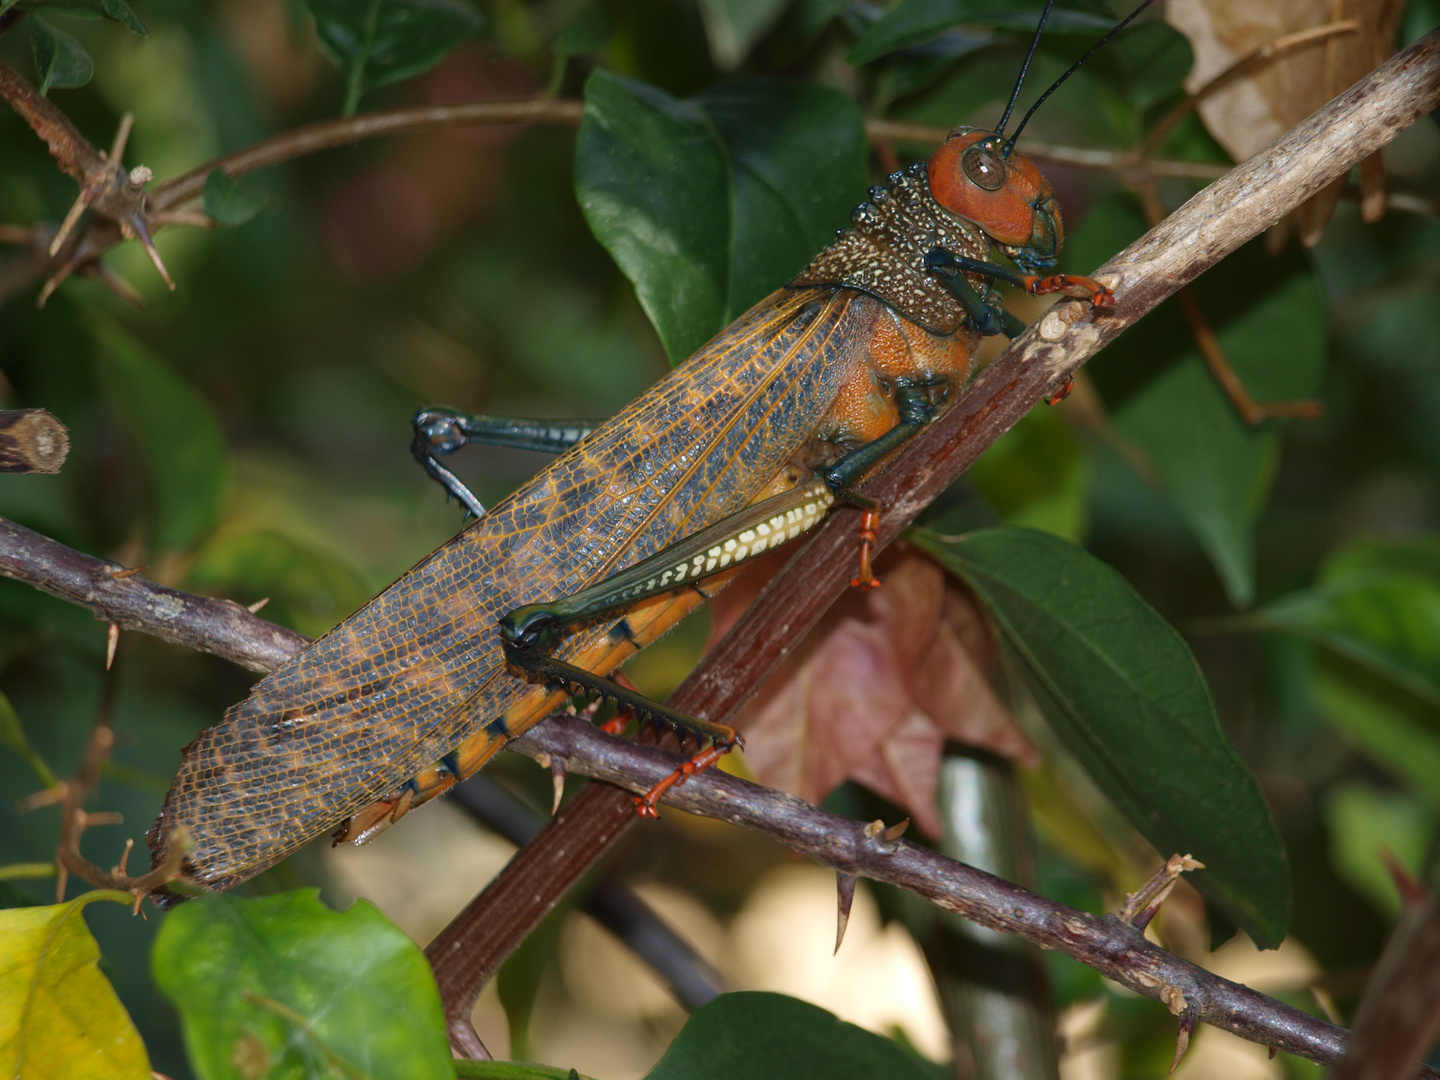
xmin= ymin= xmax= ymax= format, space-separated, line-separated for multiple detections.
xmin=835 ymin=872 xmax=857 ymax=954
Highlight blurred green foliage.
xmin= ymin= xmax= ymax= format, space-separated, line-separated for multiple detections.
xmin=0 ymin=0 xmax=1438 ymax=1075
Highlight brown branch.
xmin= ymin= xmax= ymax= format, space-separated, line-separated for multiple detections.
xmin=0 ymin=409 xmax=70 ymax=473
xmin=0 ymin=25 xmax=1434 ymax=1065
xmin=0 ymin=88 xmax=1223 ymax=307
xmin=1329 ymin=895 xmax=1440 ymax=1080
xmin=0 ymin=57 xmax=107 ymax=183
xmin=1 ymin=513 xmax=1428 ymax=1069
xmin=148 ymin=98 xmax=587 ymax=211
xmin=0 ymin=516 xmax=308 ymax=673
xmin=499 ymin=714 xmax=1436 ymax=1075
xmin=1132 ymin=179 xmax=1324 ymax=426
xmin=419 ymin=24 xmax=1440 ymax=1049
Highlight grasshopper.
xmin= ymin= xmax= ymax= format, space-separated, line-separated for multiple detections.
xmin=147 ymin=0 xmax=1139 ymax=903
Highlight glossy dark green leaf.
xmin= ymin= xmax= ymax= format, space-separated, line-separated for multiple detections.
xmin=152 ymin=890 xmax=453 ymax=1080
xmin=847 ymin=0 xmax=1112 ymax=67
xmin=1073 ymin=197 xmax=1328 ymax=608
xmin=305 ymin=0 xmax=482 ymax=115
xmin=3 ymin=0 xmax=145 ymax=35
xmin=202 ymin=170 xmax=268 ymax=227
xmin=90 ymin=317 xmax=228 ymax=552
xmin=915 ymin=526 xmax=1290 ymax=946
xmin=697 ymin=80 xmax=867 ymax=315
xmin=185 ymin=529 xmax=371 ymax=637
xmin=576 ymin=72 xmax=866 ymax=363
xmin=698 ymin=0 xmax=789 ymax=68
xmin=645 ymin=992 xmax=939 ymax=1080
xmin=577 ymin=71 xmax=731 ymax=365
xmin=28 ymin=14 xmax=93 ymax=95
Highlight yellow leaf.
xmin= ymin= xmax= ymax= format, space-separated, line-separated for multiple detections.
xmin=0 ymin=890 xmax=151 ymax=1079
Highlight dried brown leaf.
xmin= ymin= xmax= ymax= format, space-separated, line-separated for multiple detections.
xmin=1167 ymin=0 xmax=1406 ymax=242
xmin=711 ymin=546 xmax=1035 ymax=836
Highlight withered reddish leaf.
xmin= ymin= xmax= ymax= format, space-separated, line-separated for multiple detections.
xmin=711 ymin=546 xmax=1034 ymax=837
xmin=1167 ymin=0 xmax=1405 ymax=243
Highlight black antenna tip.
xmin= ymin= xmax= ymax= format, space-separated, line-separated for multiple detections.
xmin=1006 ymin=0 xmax=1158 ymax=150
xmin=997 ymin=0 xmax=1059 ymax=139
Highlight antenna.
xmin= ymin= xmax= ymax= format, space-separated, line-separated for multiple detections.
xmin=1005 ymin=0 xmax=1157 ymax=149
xmin=996 ymin=0 xmax=1059 ymax=137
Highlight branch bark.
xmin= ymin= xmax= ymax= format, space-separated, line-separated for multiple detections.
xmin=0 ymin=25 xmax=1433 ymax=1070
xmin=419 ymin=23 xmax=1440 ymax=1049
xmin=0 ymin=517 xmax=1427 ymax=1071
xmin=0 ymin=517 xmax=307 ymax=674
xmin=502 ymin=715 xmax=1403 ymax=1073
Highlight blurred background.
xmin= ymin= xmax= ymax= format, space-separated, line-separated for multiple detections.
xmin=1 ymin=0 xmax=1439 ymax=1076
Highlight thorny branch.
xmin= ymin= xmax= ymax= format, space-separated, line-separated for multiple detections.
xmin=0 ymin=498 xmax=1432 ymax=1068
xmin=422 ymin=26 xmax=1440 ymax=1051
xmin=0 ymin=65 xmax=1233 ymax=308
xmin=0 ymin=21 xmax=1433 ymax=1073
xmin=18 ymin=642 xmax=191 ymax=904
xmin=0 ymin=518 xmax=1423 ymax=1071
xmin=504 ymin=715 xmax=1430 ymax=1075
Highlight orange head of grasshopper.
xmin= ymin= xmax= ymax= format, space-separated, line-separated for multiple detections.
xmin=927 ymin=0 xmax=1156 ymax=274
xmin=927 ymin=129 xmax=1062 ymax=274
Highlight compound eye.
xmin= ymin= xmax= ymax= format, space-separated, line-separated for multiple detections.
xmin=961 ymin=144 xmax=1007 ymax=191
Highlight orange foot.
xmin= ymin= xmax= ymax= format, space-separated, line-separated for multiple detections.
xmin=1025 ymin=273 xmax=1114 ymax=308
xmin=634 ymin=740 xmax=738 ymax=818
xmin=850 ymin=508 xmax=883 ymax=590
xmin=1047 ymin=375 xmax=1075 ymax=406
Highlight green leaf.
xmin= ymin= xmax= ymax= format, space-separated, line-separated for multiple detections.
xmin=90 ymin=316 xmax=229 ymax=552
xmin=27 ymin=14 xmax=93 ymax=95
xmin=1254 ymin=571 xmax=1440 ymax=708
xmin=1117 ymin=357 xmax=1279 ymax=606
xmin=1081 ymin=197 xmax=1329 ymax=608
xmin=915 ymin=526 xmax=1291 ymax=946
xmin=1323 ymin=781 xmax=1428 ymax=920
xmin=0 ymin=689 xmax=58 ymax=788
xmin=697 ymin=0 xmax=789 ymax=69
xmin=576 ymin=72 xmax=731 ymax=365
xmin=644 ymin=992 xmax=939 ymax=1080
xmin=1250 ymin=538 xmax=1440 ymax=707
xmin=202 ymin=170 xmax=269 ymax=227
xmin=1311 ymin=669 xmax=1440 ymax=807
xmin=0 ymin=891 xmax=152 ymax=1080
xmin=186 ymin=529 xmax=371 ymax=637
xmin=576 ymin=72 xmax=866 ymax=363
xmin=305 ymin=0 xmax=483 ymax=115
xmin=697 ymin=80 xmax=868 ymax=317
xmin=847 ymin=0 xmax=1113 ymax=68
xmin=152 ymin=890 xmax=453 ymax=1080
xmin=5 ymin=0 xmax=145 ymax=35
xmin=454 ymin=1061 xmax=593 ymax=1079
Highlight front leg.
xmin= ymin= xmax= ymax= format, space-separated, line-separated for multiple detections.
xmin=926 ymin=248 xmax=1114 ymax=314
xmin=924 ymin=249 xmax=1026 ymax=337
